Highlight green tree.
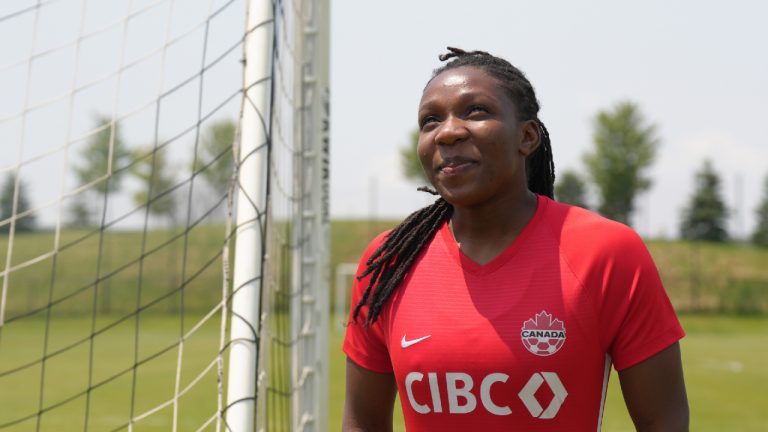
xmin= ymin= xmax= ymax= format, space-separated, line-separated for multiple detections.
xmin=399 ymin=129 xmax=428 ymax=184
xmin=555 ymin=169 xmax=589 ymax=209
xmin=194 ymin=119 xmax=236 ymax=195
xmin=1 ymin=173 xmax=36 ymax=233
xmin=66 ymin=195 xmax=91 ymax=228
xmin=72 ymin=115 xmax=131 ymax=225
xmin=132 ymin=149 xmax=178 ymax=224
xmin=680 ymin=160 xmax=729 ymax=242
xmin=751 ymin=174 xmax=768 ymax=247
xmin=583 ymin=101 xmax=659 ymax=225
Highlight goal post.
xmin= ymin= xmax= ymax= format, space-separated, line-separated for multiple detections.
xmin=0 ymin=0 xmax=330 ymax=430
xmin=290 ymin=0 xmax=331 ymax=429
xmin=225 ymin=0 xmax=273 ymax=430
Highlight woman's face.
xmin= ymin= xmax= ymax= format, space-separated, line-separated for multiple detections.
xmin=417 ymin=66 xmax=539 ymax=207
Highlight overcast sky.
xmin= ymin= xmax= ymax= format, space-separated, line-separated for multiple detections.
xmin=330 ymin=0 xmax=768 ymax=239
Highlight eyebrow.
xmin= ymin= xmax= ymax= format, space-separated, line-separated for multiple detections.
xmin=419 ymin=90 xmax=496 ymax=113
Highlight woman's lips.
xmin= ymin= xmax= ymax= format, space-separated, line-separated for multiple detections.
xmin=440 ymin=161 xmax=476 ymax=175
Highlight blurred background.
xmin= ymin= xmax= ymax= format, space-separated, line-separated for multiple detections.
xmin=330 ymin=0 xmax=768 ymax=241
xmin=0 ymin=0 xmax=766 ymax=430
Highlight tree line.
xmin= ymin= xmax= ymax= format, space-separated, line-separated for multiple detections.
xmin=0 ymin=115 xmax=237 ymax=233
xmin=399 ymin=101 xmax=768 ymax=247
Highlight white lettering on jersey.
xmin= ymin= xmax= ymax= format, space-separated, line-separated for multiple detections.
xmin=404 ymin=371 xmax=566 ymax=418
xmin=446 ymin=373 xmax=476 ymax=414
xmin=405 ymin=372 xmax=430 ymax=414
xmin=480 ymin=373 xmax=512 ymax=415
xmin=427 ymin=372 xmax=443 ymax=413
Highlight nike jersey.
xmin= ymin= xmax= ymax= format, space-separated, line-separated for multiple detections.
xmin=343 ymin=195 xmax=685 ymax=431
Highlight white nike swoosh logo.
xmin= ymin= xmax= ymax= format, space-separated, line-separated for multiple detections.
xmin=401 ymin=334 xmax=431 ymax=348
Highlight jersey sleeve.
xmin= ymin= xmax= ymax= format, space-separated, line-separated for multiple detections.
xmin=342 ymin=231 xmax=394 ymax=373
xmin=554 ymin=205 xmax=685 ymax=372
xmin=595 ymin=227 xmax=685 ymax=371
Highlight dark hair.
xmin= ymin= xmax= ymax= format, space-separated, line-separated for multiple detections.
xmin=352 ymin=47 xmax=555 ymax=325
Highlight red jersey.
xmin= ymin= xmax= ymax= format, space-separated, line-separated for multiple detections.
xmin=343 ymin=195 xmax=684 ymax=431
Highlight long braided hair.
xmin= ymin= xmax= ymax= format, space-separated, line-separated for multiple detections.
xmin=352 ymin=47 xmax=556 ymax=326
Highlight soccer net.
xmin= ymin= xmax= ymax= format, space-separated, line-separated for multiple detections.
xmin=0 ymin=0 xmax=329 ymax=430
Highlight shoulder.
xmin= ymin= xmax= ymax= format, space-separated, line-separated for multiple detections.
xmin=541 ymin=197 xmax=647 ymax=258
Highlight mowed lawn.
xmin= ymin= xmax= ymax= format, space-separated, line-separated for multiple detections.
xmin=0 ymin=314 xmax=766 ymax=430
xmin=2 ymin=222 xmax=768 ymax=430
xmin=0 ymin=314 xmax=224 ymax=431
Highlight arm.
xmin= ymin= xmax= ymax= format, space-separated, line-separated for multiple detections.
xmin=618 ymin=342 xmax=689 ymax=432
xmin=342 ymin=357 xmax=397 ymax=432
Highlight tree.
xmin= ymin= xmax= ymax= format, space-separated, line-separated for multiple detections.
xmin=72 ymin=114 xmax=131 ymax=225
xmin=752 ymin=174 xmax=768 ymax=247
xmin=583 ymin=101 xmax=659 ymax=225
xmin=1 ymin=173 xmax=36 ymax=233
xmin=194 ymin=119 xmax=236 ymax=195
xmin=66 ymin=195 xmax=91 ymax=228
xmin=132 ymin=149 xmax=178 ymax=225
xmin=555 ymin=169 xmax=589 ymax=209
xmin=399 ymin=129 xmax=428 ymax=184
xmin=680 ymin=160 xmax=728 ymax=242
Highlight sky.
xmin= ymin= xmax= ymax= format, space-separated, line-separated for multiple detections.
xmin=1 ymin=0 xmax=767 ymax=239
xmin=329 ymin=0 xmax=768 ymax=239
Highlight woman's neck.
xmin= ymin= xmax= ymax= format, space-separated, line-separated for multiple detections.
xmin=449 ymin=190 xmax=538 ymax=265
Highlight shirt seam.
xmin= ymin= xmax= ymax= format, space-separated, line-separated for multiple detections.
xmin=539 ymin=210 xmax=602 ymax=324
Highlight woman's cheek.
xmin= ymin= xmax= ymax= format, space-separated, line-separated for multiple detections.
xmin=417 ymin=141 xmax=432 ymax=173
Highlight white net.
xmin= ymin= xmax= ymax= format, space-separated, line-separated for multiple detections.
xmin=0 ymin=0 xmax=329 ymax=430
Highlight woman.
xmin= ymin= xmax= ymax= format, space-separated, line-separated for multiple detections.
xmin=343 ymin=47 xmax=688 ymax=431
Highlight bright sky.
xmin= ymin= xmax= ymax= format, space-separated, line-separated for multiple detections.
xmin=330 ymin=0 xmax=768 ymax=239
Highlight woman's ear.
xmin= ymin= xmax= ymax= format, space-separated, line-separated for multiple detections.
xmin=518 ymin=120 xmax=541 ymax=157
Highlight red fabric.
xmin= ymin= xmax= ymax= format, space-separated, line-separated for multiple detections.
xmin=343 ymin=195 xmax=684 ymax=431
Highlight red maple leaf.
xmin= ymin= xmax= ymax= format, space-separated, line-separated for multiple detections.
xmin=522 ymin=310 xmax=565 ymax=331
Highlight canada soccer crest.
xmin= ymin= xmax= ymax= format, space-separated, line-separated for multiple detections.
xmin=521 ymin=311 xmax=566 ymax=356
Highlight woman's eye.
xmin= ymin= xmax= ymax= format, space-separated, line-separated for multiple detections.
xmin=468 ymin=105 xmax=487 ymax=115
xmin=420 ymin=116 xmax=438 ymax=128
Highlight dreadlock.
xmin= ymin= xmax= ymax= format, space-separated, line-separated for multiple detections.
xmin=352 ymin=47 xmax=556 ymax=326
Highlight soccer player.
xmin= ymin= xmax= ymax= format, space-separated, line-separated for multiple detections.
xmin=342 ymin=47 xmax=688 ymax=431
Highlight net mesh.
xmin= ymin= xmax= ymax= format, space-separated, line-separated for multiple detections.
xmin=0 ymin=0 xmax=328 ymax=430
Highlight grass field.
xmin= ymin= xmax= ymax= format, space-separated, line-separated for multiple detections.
xmin=1 ymin=314 xmax=765 ymax=430
xmin=331 ymin=220 xmax=768 ymax=314
xmin=1 ymin=221 xmax=768 ymax=430
xmin=0 ymin=314 xmax=223 ymax=431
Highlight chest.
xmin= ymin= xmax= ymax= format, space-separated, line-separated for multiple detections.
xmin=383 ymin=250 xmax=606 ymax=423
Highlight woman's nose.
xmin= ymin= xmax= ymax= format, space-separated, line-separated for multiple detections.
xmin=434 ymin=116 xmax=469 ymax=146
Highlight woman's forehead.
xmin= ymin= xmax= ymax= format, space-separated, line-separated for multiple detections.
xmin=420 ymin=66 xmax=503 ymax=103
xmin=427 ymin=65 xmax=494 ymax=87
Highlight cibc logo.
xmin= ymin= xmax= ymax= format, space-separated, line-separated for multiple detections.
xmin=403 ymin=371 xmax=567 ymax=418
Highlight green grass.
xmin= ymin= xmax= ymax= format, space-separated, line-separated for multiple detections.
xmin=1 ymin=221 xmax=768 ymax=430
xmin=0 ymin=225 xmax=229 ymax=318
xmin=0 ymin=314 xmax=223 ymax=431
xmin=4 ymin=221 xmax=768 ymax=318
xmin=645 ymin=240 xmax=768 ymax=313
xmin=4 ymin=314 xmax=763 ymax=430
xmin=332 ymin=220 xmax=768 ymax=314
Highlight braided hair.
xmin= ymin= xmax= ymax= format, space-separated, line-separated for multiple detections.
xmin=352 ymin=47 xmax=556 ymax=326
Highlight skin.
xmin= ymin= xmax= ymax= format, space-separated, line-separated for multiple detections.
xmin=342 ymin=66 xmax=688 ymax=431
xmin=415 ymin=66 xmax=539 ymax=265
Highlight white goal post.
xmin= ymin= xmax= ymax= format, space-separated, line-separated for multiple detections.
xmin=228 ymin=0 xmax=330 ymax=430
